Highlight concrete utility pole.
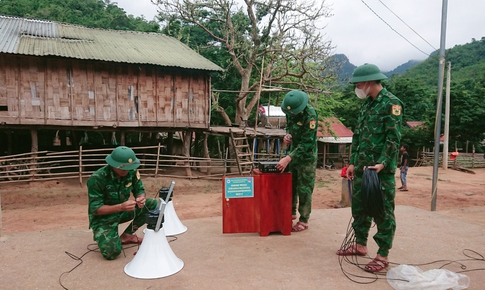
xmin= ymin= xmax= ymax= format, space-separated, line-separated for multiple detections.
xmin=431 ymin=0 xmax=448 ymax=211
xmin=442 ymin=62 xmax=451 ymax=170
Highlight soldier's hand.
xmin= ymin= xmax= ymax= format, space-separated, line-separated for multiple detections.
xmin=367 ymin=163 xmax=384 ymax=173
xmin=346 ymin=164 xmax=355 ymax=180
xmin=135 ymin=195 xmax=146 ymax=208
xmin=120 ymin=200 xmax=137 ymax=212
xmin=283 ymin=134 xmax=292 ymax=146
xmin=276 ymin=155 xmax=291 ymax=172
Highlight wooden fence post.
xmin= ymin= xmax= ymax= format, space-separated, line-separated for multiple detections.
xmin=79 ymin=146 xmax=83 ymax=186
xmin=203 ymin=133 xmax=211 ymax=175
xmin=155 ymin=143 xmax=161 ymax=177
xmin=30 ymin=129 xmax=39 ymax=180
xmin=183 ymin=131 xmax=192 ymax=177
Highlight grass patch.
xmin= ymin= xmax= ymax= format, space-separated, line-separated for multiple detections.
xmin=425 ymin=177 xmax=449 ymax=182
xmin=316 ymin=181 xmax=328 ymax=188
xmin=414 ymin=173 xmax=430 ymax=177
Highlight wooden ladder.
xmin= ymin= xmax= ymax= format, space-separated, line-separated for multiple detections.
xmin=229 ymin=129 xmax=254 ymax=175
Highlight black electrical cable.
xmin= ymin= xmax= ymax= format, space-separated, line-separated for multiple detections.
xmin=361 ymin=168 xmax=385 ymax=221
xmin=59 ymin=234 xmax=177 ymax=289
xmin=58 ymin=243 xmax=97 ymax=290
xmin=338 ymin=171 xmax=485 ymax=285
xmin=59 ymin=187 xmax=176 ymax=289
xmin=337 ymin=217 xmax=385 ymax=284
xmin=58 ymin=242 xmax=140 ymax=289
xmin=337 ymin=218 xmax=485 ymax=285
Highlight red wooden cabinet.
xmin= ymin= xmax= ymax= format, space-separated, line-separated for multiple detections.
xmin=222 ymin=169 xmax=292 ymax=236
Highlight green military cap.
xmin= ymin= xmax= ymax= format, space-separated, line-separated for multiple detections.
xmin=105 ymin=146 xmax=140 ymax=170
xmin=351 ymin=63 xmax=388 ymax=83
xmin=281 ymin=90 xmax=309 ymax=115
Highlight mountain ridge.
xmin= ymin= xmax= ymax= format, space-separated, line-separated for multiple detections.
xmin=331 ymin=54 xmax=422 ymax=85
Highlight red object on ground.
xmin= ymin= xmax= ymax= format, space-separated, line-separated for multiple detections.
xmin=450 ymin=152 xmax=459 ymax=161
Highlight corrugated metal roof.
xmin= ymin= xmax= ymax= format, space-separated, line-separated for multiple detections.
xmin=0 ymin=15 xmax=223 ymax=72
xmin=405 ymin=121 xmax=425 ymax=128
xmin=319 ymin=117 xmax=353 ymax=138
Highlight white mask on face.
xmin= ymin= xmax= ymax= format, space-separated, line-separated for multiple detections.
xmin=354 ymin=83 xmax=370 ymax=99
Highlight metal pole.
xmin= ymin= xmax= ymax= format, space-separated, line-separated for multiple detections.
xmin=442 ymin=62 xmax=451 ymax=170
xmin=431 ymin=0 xmax=448 ymax=211
xmin=155 ymin=181 xmax=175 ymax=232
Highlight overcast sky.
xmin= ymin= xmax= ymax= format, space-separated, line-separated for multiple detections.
xmin=115 ymin=0 xmax=485 ymax=71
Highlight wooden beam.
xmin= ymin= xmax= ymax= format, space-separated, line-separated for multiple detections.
xmin=30 ymin=128 xmax=38 ymax=180
xmin=78 ymin=146 xmax=83 ymax=186
xmin=183 ymin=130 xmax=192 ymax=177
xmin=203 ymin=133 xmax=210 ymax=175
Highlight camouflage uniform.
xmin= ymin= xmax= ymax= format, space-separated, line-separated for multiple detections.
xmin=286 ymin=104 xmax=318 ymax=223
xmin=87 ymin=165 xmax=157 ymax=260
xmin=349 ymin=88 xmax=403 ymax=257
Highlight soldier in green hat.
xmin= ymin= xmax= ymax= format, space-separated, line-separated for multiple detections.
xmin=87 ymin=146 xmax=158 ymax=260
xmin=276 ymin=90 xmax=318 ymax=232
xmin=336 ymin=63 xmax=403 ymax=273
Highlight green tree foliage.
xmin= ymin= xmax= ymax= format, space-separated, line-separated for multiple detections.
xmin=0 ymin=0 xmax=160 ymax=32
xmin=155 ymin=0 xmax=337 ymax=126
xmin=331 ymin=85 xmax=363 ymax=131
xmin=386 ymin=77 xmax=434 ymax=123
xmin=402 ymin=37 xmax=485 ymax=86
xmin=161 ymin=18 xmax=241 ymax=125
xmin=387 ymin=37 xmax=485 ymax=152
xmin=448 ymin=80 xmax=485 ymax=147
xmin=399 ymin=126 xmax=434 ymax=152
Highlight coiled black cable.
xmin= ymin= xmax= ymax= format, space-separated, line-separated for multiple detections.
xmin=361 ymin=168 xmax=385 ymax=221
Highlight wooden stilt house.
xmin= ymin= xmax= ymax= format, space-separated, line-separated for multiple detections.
xmin=0 ymin=15 xmax=222 ymax=154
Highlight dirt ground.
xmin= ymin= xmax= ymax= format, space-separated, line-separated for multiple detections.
xmin=1 ymin=165 xmax=485 ymax=234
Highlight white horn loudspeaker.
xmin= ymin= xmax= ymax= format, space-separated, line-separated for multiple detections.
xmin=124 ymin=181 xmax=184 ymax=279
xmin=162 ymin=200 xmax=187 ymax=236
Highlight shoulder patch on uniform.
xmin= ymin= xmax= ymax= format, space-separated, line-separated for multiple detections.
xmin=309 ymin=120 xmax=316 ymax=129
xmin=392 ymin=105 xmax=402 ymax=116
xmin=136 ymin=170 xmax=141 ymax=180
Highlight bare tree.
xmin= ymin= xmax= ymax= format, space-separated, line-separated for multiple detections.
xmin=154 ymin=0 xmax=334 ymax=125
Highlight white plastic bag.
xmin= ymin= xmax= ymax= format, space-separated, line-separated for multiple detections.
xmin=387 ymin=264 xmax=470 ymax=290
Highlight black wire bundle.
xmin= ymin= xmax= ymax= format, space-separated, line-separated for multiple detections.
xmin=361 ymin=168 xmax=385 ymax=221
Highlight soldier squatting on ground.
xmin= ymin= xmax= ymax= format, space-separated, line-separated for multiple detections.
xmin=87 ymin=146 xmax=158 ymax=260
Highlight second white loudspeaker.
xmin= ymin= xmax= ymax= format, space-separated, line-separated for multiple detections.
xmin=162 ymin=200 xmax=188 ymax=236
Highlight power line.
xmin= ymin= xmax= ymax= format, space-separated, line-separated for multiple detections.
xmin=361 ymin=0 xmax=431 ymax=56
xmin=378 ymin=0 xmax=438 ymax=51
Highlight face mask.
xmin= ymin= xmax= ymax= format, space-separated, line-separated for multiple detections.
xmin=354 ymin=83 xmax=370 ymax=99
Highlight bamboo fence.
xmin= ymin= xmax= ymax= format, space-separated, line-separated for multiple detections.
xmin=0 ymin=145 xmax=284 ymax=185
xmin=414 ymin=151 xmax=485 ymax=168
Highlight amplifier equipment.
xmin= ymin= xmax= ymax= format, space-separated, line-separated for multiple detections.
xmin=258 ymin=161 xmax=289 ymax=173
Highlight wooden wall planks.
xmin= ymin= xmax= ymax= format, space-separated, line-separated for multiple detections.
xmin=0 ymin=54 xmax=211 ymax=129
